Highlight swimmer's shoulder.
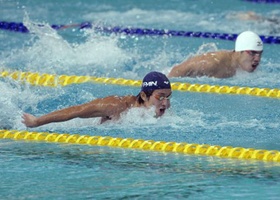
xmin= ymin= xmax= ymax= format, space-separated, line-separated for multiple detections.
xmin=106 ymin=95 xmax=137 ymax=106
xmin=197 ymin=50 xmax=231 ymax=56
xmin=196 ymin=50 xmax=232 ymax=60
xmin=211 ymin=50 xmax=235 ymax=58
xmin=121 ymin=95 xmax=137 ymax=105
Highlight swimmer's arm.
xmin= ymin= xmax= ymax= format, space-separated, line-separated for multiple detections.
xmin=170 ymin=51 xmax=231 ymax=78
xmin=22 ymin=96 xmax=128 ymax=127
xmin=168 ymin=60 xmax=196 ymax=78
xmin=168 ymin=57 xmax=216 ymax=78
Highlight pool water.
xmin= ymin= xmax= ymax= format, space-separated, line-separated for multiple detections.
xmin=1 ymin=0 xmax=280 ymax=199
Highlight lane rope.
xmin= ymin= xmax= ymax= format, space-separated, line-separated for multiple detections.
xmin=1 ymin=70 xmax=280 ymax=99
xmin=0 ymin=21 xmax=279 ymax=44
xmin=1 ymin=129 xmax=279 ymax=162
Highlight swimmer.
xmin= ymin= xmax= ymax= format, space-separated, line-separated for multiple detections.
xmin=226 ymin=11 xmax=280 ymax=25
xmin=22 ymin=71 xmax=172 ymax=128
xmin=227 ymin=11 xmax=280 ymax=34
xmin=226 ymin=11 xmax=262 ymax=21
xmin=168 ymin=31 xmax=263 ymax=78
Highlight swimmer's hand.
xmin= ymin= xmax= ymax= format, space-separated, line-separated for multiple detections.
xmin=22 ymin=113 xmax=38 ymax=128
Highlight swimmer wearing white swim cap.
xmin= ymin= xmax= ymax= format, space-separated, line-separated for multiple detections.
xmin=168 ymin=31 xmax=263 ymax=78
xmin=234 ymin=31 xmax=263 ymax=73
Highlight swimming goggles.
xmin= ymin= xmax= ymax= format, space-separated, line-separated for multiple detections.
xmin=245 ymin=50 xmax=263 ymax=57
xmin=153 ymin=93 xmax=172 ymax=101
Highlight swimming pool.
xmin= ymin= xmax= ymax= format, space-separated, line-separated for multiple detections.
xmin=1 ymin=0 xmax=280 ymax=199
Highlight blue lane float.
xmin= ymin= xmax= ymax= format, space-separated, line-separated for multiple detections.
xmin=1 ymin=21 xmax=280 ymax=44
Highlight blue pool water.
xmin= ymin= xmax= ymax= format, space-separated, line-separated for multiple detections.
xmin=1 ymin=0 xmax=280 ymax=199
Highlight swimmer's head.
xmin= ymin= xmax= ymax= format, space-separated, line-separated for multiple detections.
xmin=141 ymin=71 xmax=171 ymax=92
xmin=139 ymin=71 xmax=171 ymax=117
xmin=235 ymin=31 xmax=263 ymax=52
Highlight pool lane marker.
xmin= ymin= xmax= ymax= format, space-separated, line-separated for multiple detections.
xmin=0 ymin=130 xmax=280 ymax=163
xmin=1 ymin=21 xmax=279 ymax=44
xmin=1 ymin=70 xmax=280 ymax=99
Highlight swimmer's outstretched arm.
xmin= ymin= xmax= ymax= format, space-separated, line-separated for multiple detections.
xmin=22 ymin=96 xmax=130 ymax=128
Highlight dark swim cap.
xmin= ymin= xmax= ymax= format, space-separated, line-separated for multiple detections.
xmin=141 ymin=71 xmax=171 ymax=91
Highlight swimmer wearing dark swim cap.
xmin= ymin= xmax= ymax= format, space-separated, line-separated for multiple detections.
xmin=136 ymin=71 xmax=172 ymax=117
xmin=22 ymin=71 xmax=172 ymax=128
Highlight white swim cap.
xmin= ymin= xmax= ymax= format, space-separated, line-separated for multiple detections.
xmin=235 ymin=31 xmax=263 ymax=52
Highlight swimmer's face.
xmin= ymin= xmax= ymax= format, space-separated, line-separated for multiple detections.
xmin=143 ymin=89 xmax=172 ymax=117
xmin=240 ymin=50 xmax=262 ymax=72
